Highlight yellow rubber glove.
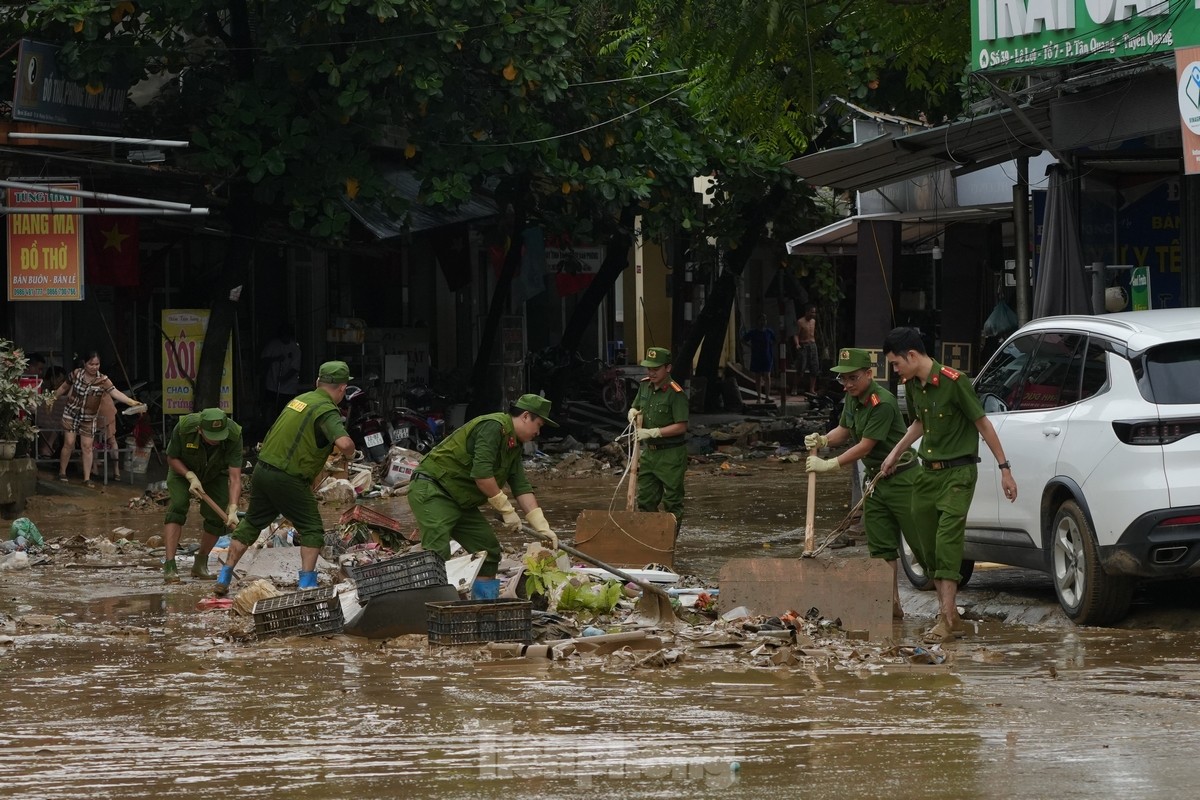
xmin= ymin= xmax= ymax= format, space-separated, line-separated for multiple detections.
xmin=804 ymin=432 xmax=829 ymax=449
xmin=225 ymin=503 xmax=239 ymax=529
xmin=806 ymin=456 xmax=841 ymax=473
xmin=627 ymin=407 xmax=641 ymax=424
xmin=635 ymin=427 xmax=662 ymax=441
xmin=487 ymin=492 xmax=522 ymax=534
xmin=525 ymin=507 xmax=558 ymax=551
xmin=184 ymin=470 xmax=204 ymax=497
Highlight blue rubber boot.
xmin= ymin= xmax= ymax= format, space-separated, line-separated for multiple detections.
xmin=471 ymin=578 xmax=500 ymax=600
xmin=213 ymin=564 xmax=234 ymax=597
xmin=298 ymin=570 xmax=319 ymax=590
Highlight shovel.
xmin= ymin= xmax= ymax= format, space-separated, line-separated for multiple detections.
xmin=524 ymin=525 xmax=681 ymax=628
xmin=195 ymin=489 xmax=232 ymax=526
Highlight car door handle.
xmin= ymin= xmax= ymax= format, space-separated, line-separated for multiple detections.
xmin=1042 ymin=426 xmax=1061 ymax=437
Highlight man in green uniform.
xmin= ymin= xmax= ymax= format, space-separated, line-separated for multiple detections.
xmin=214 ymin=361 xmax=356 ymax=596
xmin=880 ymin=328 xmax=1018 ymax=644
xmin=409 ymin=394 xmax=559 ymax=599
xmin=804 ymin=348 xmax=919 ymax=619
xmin=627 ymin=347 xmax=689 ymax=530
xmin=162 ymin=408 xmax=243 ymax=584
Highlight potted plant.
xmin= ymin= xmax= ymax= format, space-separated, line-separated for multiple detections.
xmin=0 ymin=340 xmax=43 ymax=460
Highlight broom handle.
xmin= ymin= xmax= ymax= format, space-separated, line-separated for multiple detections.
xmin=627 ymin=414 xmax=641 ymax=512
xmin=804 ymin=470 xmax=817 ymax=552
xmin=197 ymin=489 xmax=230 ymax=525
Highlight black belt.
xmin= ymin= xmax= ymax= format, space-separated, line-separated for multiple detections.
xmin=921 ymin=456 xmax=981 ymax=471
xmin=865 ymin=459 xmax=917 ymax=480
xmin=646 ymin=440 xmax=686 ymax=450
xmin=257 ymin=461 xmax=282 ymax=472
xmin=412 ymin=471 xmax=450 ymax=494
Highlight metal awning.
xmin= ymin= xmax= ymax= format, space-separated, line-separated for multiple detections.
xmin=786 ymin=204 xmax=1013 ymax=256
xmin=785 ymin=105 xmax=1052 ymax=191
xmin=345 ymin=166 xmax=498 ymax=239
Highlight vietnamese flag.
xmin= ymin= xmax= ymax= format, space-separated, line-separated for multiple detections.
xmin=85 ymin=216 xmax=140 ymax=286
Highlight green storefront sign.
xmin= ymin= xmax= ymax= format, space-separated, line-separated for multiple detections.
xmin=1130 ymin=266 xmax=1151 ymax=310
xmin=973 ymin=1 xmax=1200 ymax=72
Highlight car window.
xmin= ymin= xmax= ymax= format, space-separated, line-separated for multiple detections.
xmin=974 ymin=333 xmax=1040 ymax=413
xmin=1140 ymin=340 xmax=1200 ymax=404
xmin=1012 ymin=332 xmax=1083 ymax=411
xmin=1074 ymin=339 xmax=1108 ymax=403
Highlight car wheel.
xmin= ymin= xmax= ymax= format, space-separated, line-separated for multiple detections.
xmin=899 ymin=539 xmax=974 ymax=590
xmin=1050 ymin=499 xmax=1134 ymax=625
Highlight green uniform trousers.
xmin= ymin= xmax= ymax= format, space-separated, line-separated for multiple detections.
xmin=409 ymin=478 xmax=502 ymax=576
xmin=231 ymin=464 xmax=326 ymax=549
xmin=910 ymin=463 xmax=977 ymax=582
xmin=637 ymin=445 xmax=687 ymax=528
xmin=863 ymin=465 xmax=919 ymax=561
xmin=165 ymin=472 xmax=230 ymax=537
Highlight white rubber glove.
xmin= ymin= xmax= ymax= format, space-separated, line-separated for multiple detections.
xmin=806 ymin=456 xmax=841 ymax=474
xmin=184 ymin=470 xmax=204 ymax=497
xmin=627 ymin=407 xmax=641 ymax=424
xmin=225 ymin=503 xmax=239 ymax=529
xmin=805 ymin=432 xmax=829 ymax=449
xmin=635 ymin=427 xmax=662 ymax=441
xmin=487 ymin=491 xmax=522 ymax=534
xmin=525 ymin=507 xmax=558 ymax=551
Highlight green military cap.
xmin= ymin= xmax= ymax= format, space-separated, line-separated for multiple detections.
xmin=317 ymin=360 xmax=353 ymax=384
xmin=515 ymin=393 xmax=559 ymax=427
xmin=198 ymin=407 xmax=230 ymax=441
xmin=640 ymin=347 xmax=672 ymax=367
xmin=830 ymin=347 xmax=874 ymax=373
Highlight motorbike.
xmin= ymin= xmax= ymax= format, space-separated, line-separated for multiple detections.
xmin=340 ymin=385 xmax=390 ymax=462
xmin=387 ymin=405 xmax=439 ymax=453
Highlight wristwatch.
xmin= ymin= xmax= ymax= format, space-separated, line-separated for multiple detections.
xmin=997 ymin=461 xmax=1011 ymax=471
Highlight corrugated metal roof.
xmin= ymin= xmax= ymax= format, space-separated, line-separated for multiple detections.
xmin=785 ymin=203 xmax=1013 ymax=256
xmin=785 ymin=105 xmax=1052 ymax=191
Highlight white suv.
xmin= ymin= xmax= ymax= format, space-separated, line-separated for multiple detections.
xmin=900 ymin=309 xmax=1200 ymax=624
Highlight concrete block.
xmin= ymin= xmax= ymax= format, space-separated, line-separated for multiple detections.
xmin=718 ymin=556 xmax=894 ymax=640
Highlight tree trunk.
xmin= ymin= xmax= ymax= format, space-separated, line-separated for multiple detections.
xmin=466 ymin=188 xmax=528 ymax=418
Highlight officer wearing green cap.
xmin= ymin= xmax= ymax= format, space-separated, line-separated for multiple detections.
xmin=805 ymin=348 xmax=918 ymax=619
xmin=409 ymin=393 xmax=560 ymax=599
xmin=628 ymin=347 xmax=689 ymax=529
xmin=162 ymin=408 xmax=244 ymax=584
xmin=881 ymin=327 xmax=1016 ymax=645
xmin=214 ymin=361 xmax=356 ymax=596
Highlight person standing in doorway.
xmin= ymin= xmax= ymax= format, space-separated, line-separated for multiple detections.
xmin=881 ymin=327 xmax=1017 ymax=644
xmin=794 ymin=305 xmax=819 ymax=395
xmin=162 ymin=408 xmax=243 ymax=584
xmin=215 ymin=361 xmax=356 ymax=596
xmin=55 ymin=351 xmax=143 ymax=487
xmin=627 ymin=347 xmax=689 ymax=531
xmin=742 ymin=315 xmax=776 ymax=404
xmin=805 ymin=348 xmax=919 ymax=620
xmin=261 ymin=324 xmax=302 ymax=422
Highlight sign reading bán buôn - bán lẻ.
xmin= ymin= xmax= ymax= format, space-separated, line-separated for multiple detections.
xmin=6 ymin=182 xmax=84 ymax=301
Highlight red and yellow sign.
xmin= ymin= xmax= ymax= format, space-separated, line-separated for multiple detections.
xmin=6 ymin=181 xmax=84 ymax=301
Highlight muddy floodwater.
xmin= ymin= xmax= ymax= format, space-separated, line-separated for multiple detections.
xmin=4 ymin=464 xmax=1200 ymax=799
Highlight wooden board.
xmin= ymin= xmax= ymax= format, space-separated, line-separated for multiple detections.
xmin=718 ymin=557 xmax=894 ymax=640
xmin=573 ymin=509 xmax=677 ymax=569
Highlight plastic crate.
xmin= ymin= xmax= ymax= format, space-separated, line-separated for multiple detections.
xmin=347 ymin=550 xmax=448 ymax=600
xmin=252 ymin=587 xmax=345 ymax=638
xmin=425 ymin=599 xmax=532 ymax=646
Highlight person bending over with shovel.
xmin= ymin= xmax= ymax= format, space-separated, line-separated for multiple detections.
xmin=162 ymin=408 xmax=243 ymax=584
xmin=627 ymin=347 xmax=689 ymax=531
xmin=805 ymin=348 xmax=919 ymax=620
xmin=880 ymin=327 xmax=1017 ymax=645
xmin=214 ymin=361 xmax=357 ymax=596
xmin=409 ymin=394 xmax=560 ymax=600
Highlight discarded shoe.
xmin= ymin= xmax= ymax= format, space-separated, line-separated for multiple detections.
xmin=191 ymin=559 xmax=216 ymax=580
xmin=922 ymin=613 xmax=956 ymax=645
xmin=163 ymin=559 xmax=181 ymax=585
xmin=298 ymin=569 xmax=318 ymax=590
xmin=213 ymin=564 xmax=234 ymax=596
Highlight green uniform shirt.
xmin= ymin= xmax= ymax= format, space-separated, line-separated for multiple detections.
xmin=258 ymin=389 xmax=347 ymax=480
xmin=838 ymin=381 xmax=913 ymax=475
xmin=904 ymin=360 xmax=985 ymax=461
xmin=632 ymin=377 xmax=689 ymax=446
xmin=166 ymin=412 xmax=243 ymax=480
xmin=416 ymin=412 xmax=533 ymax=508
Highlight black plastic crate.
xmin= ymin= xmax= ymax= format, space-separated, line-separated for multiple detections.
xmin=252 ymin=587 xmax=344 ymax=638
xmin=347 ymin=550 xmax=447 ymax=599
xmin=426 ymin=598 xmax=532 ymax=646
